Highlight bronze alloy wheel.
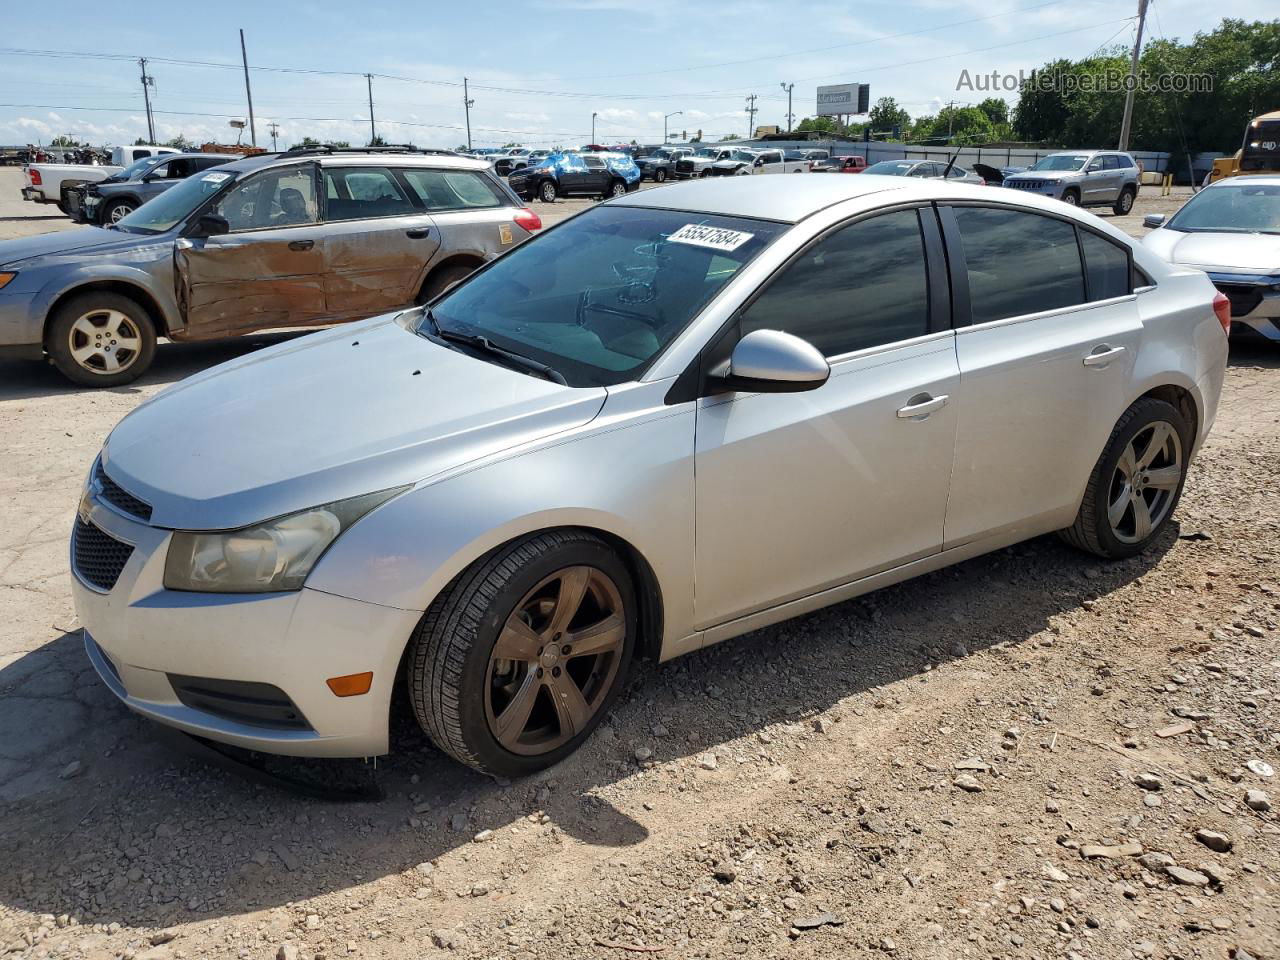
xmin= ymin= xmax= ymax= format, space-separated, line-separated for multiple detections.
xmin=483 ymin=565 xmax=625 ymax=755
xmin=1107 ymin=420 xmax=1183 ymax=545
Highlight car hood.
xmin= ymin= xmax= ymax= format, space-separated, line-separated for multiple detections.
xmin=101 ymin=315 xmax=608 ymax=530
xmin=1141 ymin=229 xmax=1280 ymax=273
xmin=0 ymin=226 xmax=154 ymax=267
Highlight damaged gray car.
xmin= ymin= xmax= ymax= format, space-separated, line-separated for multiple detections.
xmin=0 ymin=147 xmax=542 ymax=386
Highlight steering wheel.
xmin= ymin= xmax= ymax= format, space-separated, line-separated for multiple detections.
xmin=576 ymin=289 xmax=660 ymax=328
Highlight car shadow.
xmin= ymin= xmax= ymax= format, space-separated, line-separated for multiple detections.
xmin=0 ymin=526 xmax=1178 ymax=926
xmin=0 ymin=333 xmax=307 ymax=403
xmin=1227 ymin=337 xmax=1280 ymax=369
xmin=0 ymin=215 xmax=67 ymax=223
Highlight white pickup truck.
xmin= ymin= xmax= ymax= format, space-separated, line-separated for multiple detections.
xmin=21 ymin=145 xmax=180 ymax=214
xmin=709 ymin=148 xmax=809 ymax=176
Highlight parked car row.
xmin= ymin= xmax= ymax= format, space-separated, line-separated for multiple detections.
xmin=0 ymin=148 xmax=542 ymax=385
xmin=506 ymin=151 xmax=641 ymax=202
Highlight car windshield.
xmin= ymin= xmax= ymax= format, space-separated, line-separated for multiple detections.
xmin=109 ymin=156 xmax=165 ymax=183
xmin=730 ymin=151 xmax=757 ymax=162
xmin=1031 ymin=154 xmax=1089 ymax=172
xmin=422 ymin=205 xmax=785 ymax=387
xmin=1165 ymin=182 xmax=1280 ymax=235
xmin=865 ymin=161 xmax=915 ymax=176
xmin=113 ymin=167 xmax=239 ymax=234
xmin=694 ymin=148 xmax=720 ymax=158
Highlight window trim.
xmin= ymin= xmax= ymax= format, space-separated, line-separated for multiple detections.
xmin=398 ymin=166 xmax=508 ymax=213
xmin=190 ymin=161 xmax=321 ymax=235
xmin=939 ymin=201 xmax=1137 ymax=329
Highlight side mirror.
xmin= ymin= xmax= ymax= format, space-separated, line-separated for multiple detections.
xmin=193 ymin=213 xmax=230 ymax=237
xmin=713 ymin=329 xmax=830 ymax=394
xmin=1142 ymin=213 xmax=1166 ymax=229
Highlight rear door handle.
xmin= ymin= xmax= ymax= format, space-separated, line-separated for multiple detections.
xmin=896 ymin=393 xmax=949 ymax=419
xmin=406 ymin=227 xmax=430 ymax=239
xmin=288 ymin=239 xmax=314 ymax=251
xmin=1083 ymin=344 xmax=1126 ymax=367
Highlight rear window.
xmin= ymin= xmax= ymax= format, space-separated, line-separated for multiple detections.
xmin=323 ymin=166 xmax=416 ymax=221
xmin=401 ymin=168 xmax=506 ymax=212
xmin=1079 ymin=230 xmax=1133 ymax=301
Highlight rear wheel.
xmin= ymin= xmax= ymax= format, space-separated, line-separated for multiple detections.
xmin=699 ymin=169 xmax=711 ymax=178
xmin=539 ymin=179 xmax=558 ymax=203
xmin=46 ymin=292 xmax=156 ymax=387
xmin=418 ymin=264 xmax=476 ymax=303
xmin=1112 ymin=187 xmax=1135 ymax=215
xmin=1059 ymin=397 xmax=1190 ymax=559
xmin=407 ymin=530 xmax=636 ymax=776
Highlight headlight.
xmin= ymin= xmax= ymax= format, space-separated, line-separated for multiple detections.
xmin=0 ymin=272 xmax=16 ymax=290
xmin=163 ymin=486 xmax=407 ymax=593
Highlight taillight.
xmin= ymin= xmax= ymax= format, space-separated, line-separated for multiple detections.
xmin=29 ymin=169 xmax=41 ymax=185
xmin=1212 ymin=291 xmax=1231 ymax=336
xmin=513 ymin=207 xmax=542 ymax=233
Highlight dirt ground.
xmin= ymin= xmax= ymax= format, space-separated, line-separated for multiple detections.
xmin=0 ymin=168 xmax=1277 ymax=960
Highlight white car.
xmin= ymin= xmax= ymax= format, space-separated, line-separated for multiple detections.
xmin=710 ymin=149 xmax=809 ymax=176
xmin=73 ymin=176 xmax=1228 ymax=778
xmin=1141 ymin=175 xmax=1280 ymax=342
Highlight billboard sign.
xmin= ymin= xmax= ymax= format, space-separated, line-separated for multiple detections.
xmin=816 ymin=83 xmax=869 ymax=117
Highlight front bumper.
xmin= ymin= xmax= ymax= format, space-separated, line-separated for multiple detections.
xmin=72 ymin=487 xmax=421 ymax=758
xmin=1207 ymin=273 xmax=1280 ymax=341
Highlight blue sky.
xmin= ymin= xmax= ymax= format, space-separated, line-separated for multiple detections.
xmin=0 ymin=0 xmax=1258 ymax=150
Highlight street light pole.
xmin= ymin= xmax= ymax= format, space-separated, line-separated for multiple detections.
xmin=780 ymin=82 xmax=794 ymax=133
xmin=664 ymin=110 xmax=682 ymax=143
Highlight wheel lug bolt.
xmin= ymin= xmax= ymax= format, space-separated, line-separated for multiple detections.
xmin=552 ymin=666 xmax=561 ymax=677
xmin=561 ymin=645 xmax=571 ymax=655
xmin=536 ymin=667 xmax=544 ymax=678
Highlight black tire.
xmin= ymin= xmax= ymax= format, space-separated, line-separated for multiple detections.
xmin=699 ymin=169 xmax=711 ymax=178
xmin=654 ymin=168 xmax=667 ymax=183
xmin=538 ymin=179 xmax=558 ymax=203
xmin=46 ymin=292 xmax=157 ymax=387
xmin=604 ymin=179 xmax=627 ymax=200
xmin=100 ymin=198 xmax=137 ymax=225
xmin=418 ymin=264 xmax=476 ymax=303
xmin=1058 ymin=397 xmax=1191 ymax=559
xmin=1061 ymin=188 xmax=1080 ymax=207
xmin=1112 ymin=187 xmax=1136 ymax=216
xmin=55 ymin=200 xmax=71 ymax=217
xmin=407 ymin=530 xmax=637 ymax=777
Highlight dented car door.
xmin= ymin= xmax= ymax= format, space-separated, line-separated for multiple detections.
xmin=175 ymin=163 xmax=328 ymax=338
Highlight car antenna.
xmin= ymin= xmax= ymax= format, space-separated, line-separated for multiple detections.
xmin=942 ymin=153 xmax=957 ymax=178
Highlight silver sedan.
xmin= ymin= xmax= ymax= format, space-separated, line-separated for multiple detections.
xmin=1142 ymin=175 xmax=1280 ymax=342
xmin=72 ymin=175 xmax=1228 ymax=777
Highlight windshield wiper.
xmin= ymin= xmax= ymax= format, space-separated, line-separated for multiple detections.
xmin=421 ymin=309 xmax=568 ymax=386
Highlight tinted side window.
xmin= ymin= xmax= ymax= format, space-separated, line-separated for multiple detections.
xmin=322 ymin=167 xmax=416 ymax=221
xmin=134 ymin=150 xmax=151 ymax=159
xmin=952 ymin=207 xmax=1085 ymax=324
xmin=401 ymin=169 xmax=505 ymax=211
xmin=165 ymin=159 xmax=193 ymax=179
xmin=739 ymin=209 xmax=930 ymax=358
xmin=1080 ymin=230 xmax=1132 ymax=301
xmin=1102 ymin=155 xmax=1119 ymax=170
xmin=1116 ymin=155 xmax=1135 ymax=168
xmin=583 ymin=156 xmax=606 ymax=170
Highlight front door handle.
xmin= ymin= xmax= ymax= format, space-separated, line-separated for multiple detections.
xmin=1083 ymin=344 xmax=1126 ymax=367
xmin=896 ymin=393 xmax=949 ymax=419
xmin=406 ymin=227 xmax=430 ymax=239
xmin=288 ymin=239 xmax=314 ymax=251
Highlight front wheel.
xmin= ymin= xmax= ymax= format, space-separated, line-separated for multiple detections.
xmin=606 ymin=179 xmax=627 ymax=199
xmin=1112 ymin=188 xmax=1135 ymax=215
xmin=1059 ymin=397 xmax=1190 ymax=559
xmin=539 ymin=180 xmax=558 ymax=203
xmin=101 ymin=199 xmax=137 ymax=225
xmin=46 ymin=292 xmax=157 ymax=387
xmin=654 ymin=168 xmax=667 ymax=183
xmin=1061 ymin=189 xmax=1080 ymax=207
xmin=407 ymin=531 xmax=636 ymax=777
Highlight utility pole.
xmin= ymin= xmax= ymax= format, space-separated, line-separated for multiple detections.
xmin=592 ymin=112 xmax=598 ymax=144
xmin=138 ymin=58 xmax=156 ymax=143
xmin=462 ymin=78 xmax=474 ymax=151
xmin=947 ymin=100 xmax=957 ymax=138
xmin=268 ymin=121 xmax=280 ymax=151
xmin=365 ymin=73 xmax=376 ymax=145
xmin=745 ymin=95 xmax=758 ymax=139
xmin=1117 ymin=0 xmax=1149 ymax=152
xmin=238 ymin=30 xmax=257 ymax=147
xmin=664 ymin=110 xmax=682 ymax=143
xmin=779 ymin=82 xmax=794 ymax=133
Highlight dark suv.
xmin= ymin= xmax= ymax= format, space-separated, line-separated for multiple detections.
xmin=506 ymin=152 xmax=641 ymax=202
xmin=634 ymin=146 xmax=690 ymax=182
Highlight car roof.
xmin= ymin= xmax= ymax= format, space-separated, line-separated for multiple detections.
xmin=616 ymin=174 xmax=920 ymax=222
xmin=1206 ymin=173 xmax=1280 ymax=187
xmin=212 ymin=150 xmax=490 ymax=175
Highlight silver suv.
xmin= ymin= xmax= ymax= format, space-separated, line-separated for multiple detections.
xmin=1002 ymin=150 xmax=1140 ymax=214
xmin=0 ymin=147 xmax=541 ymax=386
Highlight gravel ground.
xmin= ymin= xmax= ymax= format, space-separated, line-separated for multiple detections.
xmin=1 ymin=169 xmax=1277 ymax=960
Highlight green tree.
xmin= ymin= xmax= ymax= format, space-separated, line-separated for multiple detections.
xmin=367 ymin=135 xmax=387 ymax=147
xmin=867 ymin=97 xmax=912 ymax=136
xmin=977 ymin=98 xmax=1009 ymax=126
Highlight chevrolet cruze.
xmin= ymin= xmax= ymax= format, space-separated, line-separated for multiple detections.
xmin=73 ymin=175 xmax=1229 ymax=777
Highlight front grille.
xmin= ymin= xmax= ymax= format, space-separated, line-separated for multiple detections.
xmin=675 ymin=159 xmax=695 ymax=173
xmin=1005 ymin=179 xmax=1041 ymax=190
xmin=95 ymin=460 xmax=152 ymax=521
xmin=1213 ymin=282 xmax=1265 ymax=318
xmin=169 ymin=675 xmax=312 ymax=730
xmin=72 ymin=518 xmax=133 ymax=591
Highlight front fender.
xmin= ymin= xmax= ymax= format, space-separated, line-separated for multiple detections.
xmin=31 ymin=254 xmax=178 ymax=334
xmin=306 ymin=396 xmax=697 ymax=654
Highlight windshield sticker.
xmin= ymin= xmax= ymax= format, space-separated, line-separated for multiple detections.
xmin=201 ymin=172 xmax=231 ymax=183
xmin=667 ymin=224 xmax=755 ymax=252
